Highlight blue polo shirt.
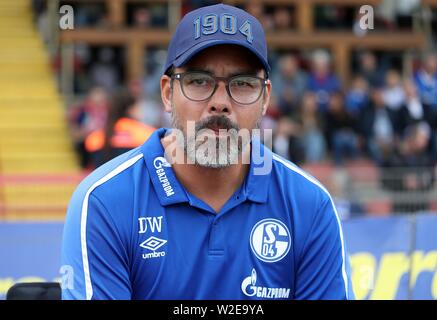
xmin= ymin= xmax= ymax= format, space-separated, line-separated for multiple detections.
xmin=414 ymin=70 xmax=437 ymax=108
xmin=61 ymin=128 xmax=354 ymax=300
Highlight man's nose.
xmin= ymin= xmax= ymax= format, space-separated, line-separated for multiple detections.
xmin=207 ymin=81 xmax=232 ymax=114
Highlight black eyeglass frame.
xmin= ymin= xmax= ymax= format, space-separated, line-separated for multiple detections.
xmin=170 ymin=71 xmax=268 ymax=105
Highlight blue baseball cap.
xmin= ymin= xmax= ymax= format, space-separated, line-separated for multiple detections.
xmin=164 ymin=4 xmax=270 ymax=76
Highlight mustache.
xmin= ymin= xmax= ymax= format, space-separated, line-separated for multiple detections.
xmin=195 ymin=116 xmax=240 ymax=132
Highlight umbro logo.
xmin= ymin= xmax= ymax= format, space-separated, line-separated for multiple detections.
xmin=140 ymin=236 xmax=167 ymax=260
xmin=140 ymin=236 xmax=167 ymax=251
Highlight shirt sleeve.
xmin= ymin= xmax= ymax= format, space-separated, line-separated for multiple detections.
xmin=294 ymin=196 xmax=355 ymax=300
xmin=61 ymin=191 xmax=132 ymax=300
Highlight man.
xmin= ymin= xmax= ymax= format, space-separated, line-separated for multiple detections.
xmin=414 ymin=52 xmax=437 ymax=109
xmin=307 ymin=49 xmax=342 ymax=113
xmin=61 ymin=4 xmax=354 ymax=300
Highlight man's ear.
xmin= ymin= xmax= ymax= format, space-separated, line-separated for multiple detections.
xmin=261 ymin=80 xmax=272 ymax=116
xmin=160 ymin=75 xmax=172 ymax=113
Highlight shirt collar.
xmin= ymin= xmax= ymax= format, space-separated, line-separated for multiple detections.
xmin=142 ymin=128 xmax=189 ymax=206
xmin=142 ymin=128 xmax=271 ymax=206
xmin=245 ymin=136 xmax=271 ymax=203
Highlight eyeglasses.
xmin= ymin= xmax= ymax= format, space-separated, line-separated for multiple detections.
xmin=171 ymin=71 xmax=268 ymax=105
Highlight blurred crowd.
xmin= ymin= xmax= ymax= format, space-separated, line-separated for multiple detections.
xmin=265 ymin=50 xmax=437 ymax=214
xmin=29 ymin=1 xmax=437 ymax=214
xmin=267 ymin=50 xmax=437 ymax=168
xmin=67 ymin=80 xmax=169 ymax=169
xmin=66 ymin=48 xmax=437 ymax=181
xmin=47 ymin=1 xmax=437 ymax=170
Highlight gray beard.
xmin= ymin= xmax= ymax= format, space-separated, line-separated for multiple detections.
xmin=190 ymin=131 xmax=242 ymax=168
xmin=171 ymin=103 xmax=258 ymax=168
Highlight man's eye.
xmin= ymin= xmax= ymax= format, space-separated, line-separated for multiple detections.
xmin=233 ymin=80 xmax=254 ymax=88
xmin=193 ymin=78 xmax=208 ymax=85
xmin=187 ymin=77 xmax=210 ymax=86
xmin=236 ymin=81 xmax=250 ymax=87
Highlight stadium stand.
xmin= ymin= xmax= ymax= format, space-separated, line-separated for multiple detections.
xmin=0 ymin=0 xmax=80 ymax=219
xmin=0 ymin=0 xmax=436 ymax=220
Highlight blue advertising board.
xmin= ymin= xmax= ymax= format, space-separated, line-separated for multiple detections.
xmin=410 ymin=214 xmax=437 ymax=299
xmin=0 ymin=222 xmax=63 ymax=299
xmin=343 ymin=214 xmax=437 ymax=300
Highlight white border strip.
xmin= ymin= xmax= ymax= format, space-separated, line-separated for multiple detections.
xmin=81 ymin=153 xmax=144 ymax=299
xmin=272 ymin=155 xmax=349 ymax=299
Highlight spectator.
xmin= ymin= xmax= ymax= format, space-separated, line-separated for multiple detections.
xmin=382 ymin=69 xmax=406 ymax=111
xmin=85 ymin=89 xmax=156 ymax=168
xmin=273 ymin=117 xmax=304 ymax=164
xmin=307 ymin=50 xmax=341 ymax=113
xmin=413 ymin=53 xmax=437 ymax=162
xmin=89 ymin=47 xmax=120 ymax=91
xmin=345 ymin=75 xmax=370 ymax=116
xmin=357 ymin=51 xmax=385 ymax=88
xmin=132 ymin=7 xmax=151 ymax=28
xmin=67 ymin=87 xmax=109 ymax=168
xmin=359 ymin=88 xmax=398 ymax=164
xmin=399 ymin=79 xmax=433 ymax=131
xmin=272 ymin=7 xmax=292 ymax=30
xmin=379 ymin=70 xmax=406 ymax=143
xmin=324 ymin=91 xmax=360 ymax=166
xmin=271 ymin=53 xmax=308 ymax=116
xmin=413 ymin=52 xmax=437 ymax=109
xmin=299 ymin=92 xmax=326 ymax=163
xmin=400 ymin=79 xmax=437 ymax=161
